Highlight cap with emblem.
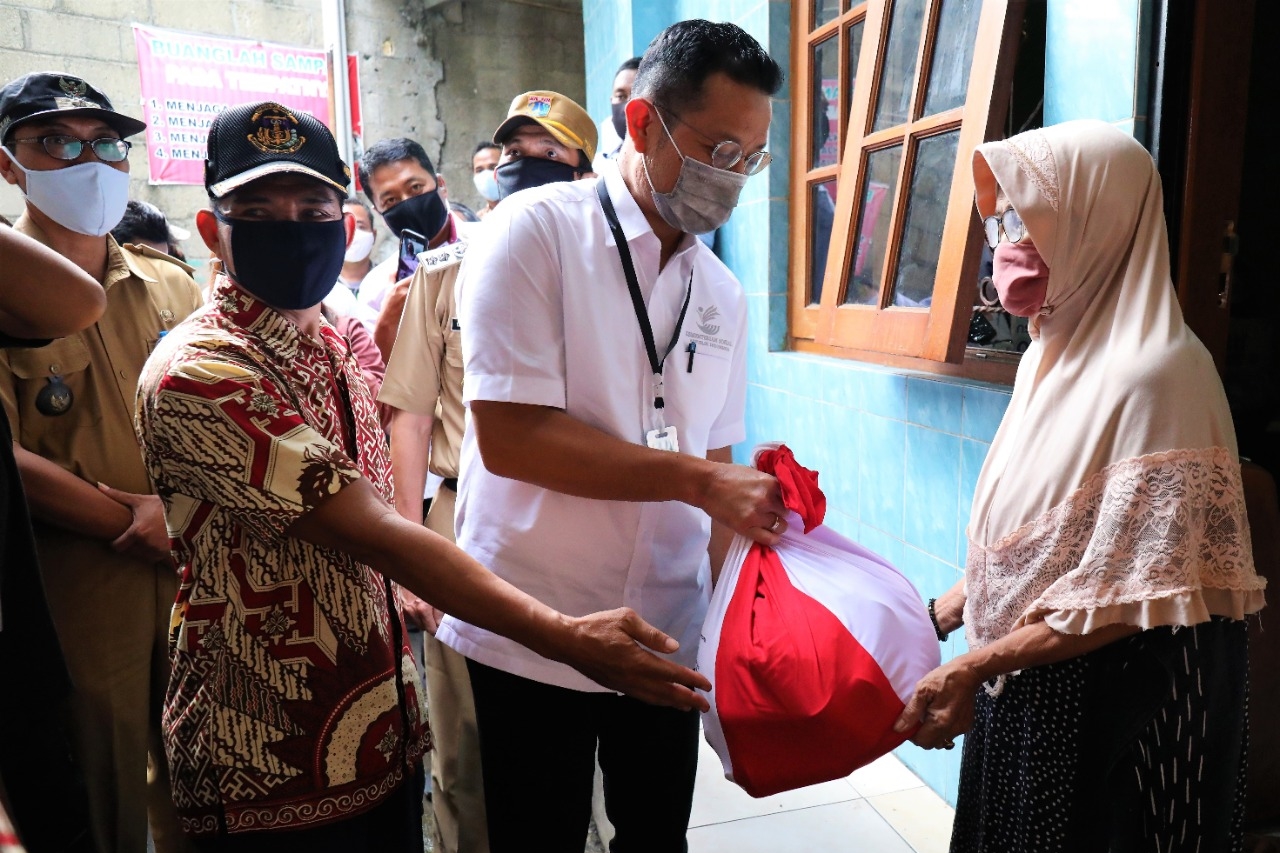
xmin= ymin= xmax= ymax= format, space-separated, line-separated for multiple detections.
xmin=493 ymin=91 xmax=597 ymax=165
xmin=204 ymin=101 xmax=351 ymax=199
xmin=0 ymin=72 xmax=146 ymax=144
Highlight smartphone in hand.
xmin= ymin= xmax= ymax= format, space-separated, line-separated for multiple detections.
xmin=396 ymin=229 xmax=428 ymax=282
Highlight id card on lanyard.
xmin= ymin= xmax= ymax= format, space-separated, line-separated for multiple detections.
xmin=596 ymin=180 xmax=691 ymax=453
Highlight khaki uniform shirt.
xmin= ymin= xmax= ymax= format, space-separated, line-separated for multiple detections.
xmin=379 ymin=240 xmax=467 ymax=480
xmin=0 ymin=216 xmax=203 ymax=569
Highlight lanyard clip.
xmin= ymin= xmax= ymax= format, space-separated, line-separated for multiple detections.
xmin=653 ymin=372 xmax=665 ymax=409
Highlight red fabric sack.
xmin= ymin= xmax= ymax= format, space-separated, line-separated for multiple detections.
xmin=698 ymin=444 xmax=940 ymax=797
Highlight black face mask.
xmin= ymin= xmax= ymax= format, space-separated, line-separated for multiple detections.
xmin=381 ymin=189 xmax=449 ymax=240
xmin=216 ymin=211 xmax=346 ymax=311
xmin=611 ymin=101 xmax=628 ymax=141
xmin=495 ymin=158 xmax=581 ymax=200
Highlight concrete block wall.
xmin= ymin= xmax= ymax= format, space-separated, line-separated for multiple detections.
xmin=0 ymin=0 xmax=327 ymax=270
xmin=418 ymin=0 xmax=585 ymax=217
xmin=0 ymin=0 xmax=585 ymax=269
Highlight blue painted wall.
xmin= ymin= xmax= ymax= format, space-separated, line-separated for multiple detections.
xmin=583 ymin=0 xmax=1145 ymax=808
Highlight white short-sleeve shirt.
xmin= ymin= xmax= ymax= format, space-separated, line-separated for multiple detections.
xmin=436 ymin=163 xmax=749 ymax=691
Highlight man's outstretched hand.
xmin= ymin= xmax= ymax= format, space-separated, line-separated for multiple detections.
xmin=560 ymin=607 xmax=711 ymax=712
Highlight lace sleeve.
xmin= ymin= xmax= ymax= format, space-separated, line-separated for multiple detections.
xmin=964 ymin=447 xmax=1266 ymax=650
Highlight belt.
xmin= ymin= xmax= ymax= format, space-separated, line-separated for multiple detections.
xmin=441 ymin=478 xmax=458 ymax=492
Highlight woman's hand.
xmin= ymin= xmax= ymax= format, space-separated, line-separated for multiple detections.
xmin=893 ymin=656 xmax=982 ymax=750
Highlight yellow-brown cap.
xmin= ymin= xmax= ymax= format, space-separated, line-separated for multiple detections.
xmin=493 ymin=90 xmax=597 ymax=165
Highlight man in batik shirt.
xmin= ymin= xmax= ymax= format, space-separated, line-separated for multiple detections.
xmin=134 ymin=101 xmax=709 ymax=853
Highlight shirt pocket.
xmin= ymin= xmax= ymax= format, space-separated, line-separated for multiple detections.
xmin=444 ymin=325 xmax=464 ymax=371
xmin=7 ymin=336 xmax=104 ymax=436
xmin=668 ymin=344 xmax=733 ymax=438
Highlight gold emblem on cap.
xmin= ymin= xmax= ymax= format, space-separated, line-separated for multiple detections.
xmin=246 ymin=103 xmax=305 ymax=154
xmin=58 ymin=77 xmax=88 ymax=97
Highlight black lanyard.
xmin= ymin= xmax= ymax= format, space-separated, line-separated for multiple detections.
xmin=596 ymin=180 xmax=692 ymax=410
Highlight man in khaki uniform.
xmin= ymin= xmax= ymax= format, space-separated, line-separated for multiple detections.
xmin=0 ymin=72 xmax=203 ymax=853
xmin=379 ymin=90 xmax=596 ymax=853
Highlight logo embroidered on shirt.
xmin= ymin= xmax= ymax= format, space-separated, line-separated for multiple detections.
xmin=696 ymin=304 xmax=721 ymax=336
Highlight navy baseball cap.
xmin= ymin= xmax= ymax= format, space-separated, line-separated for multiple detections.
xmin=204 ymin=101 xmax=351 ymax=198
xmin=0 ymin=72 xmax=146 ymax=144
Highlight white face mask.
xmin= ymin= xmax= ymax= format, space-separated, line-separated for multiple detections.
xmin=343 ymin=227 xmax=375 ymax=263
xmin=472 ymin=168 xmax=500 ymax=203
xmin=3 ymin=148 xmax=131 ymax=237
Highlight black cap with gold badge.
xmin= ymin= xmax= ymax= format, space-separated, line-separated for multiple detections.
xmin=204 ymin=101 xmax=350 ymax=199
xmin=0 ymin=72 xmax=146 ymax=144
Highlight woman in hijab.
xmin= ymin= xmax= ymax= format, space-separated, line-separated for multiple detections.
xmin=894 ymin=120 xmax=1266 ymax=852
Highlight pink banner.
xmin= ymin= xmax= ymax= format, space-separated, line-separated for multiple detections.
xmin=132 ymin=25 xmax=356 ymax=186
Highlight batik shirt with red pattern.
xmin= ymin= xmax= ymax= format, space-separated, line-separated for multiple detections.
xmin=135 ymin=277 xmax=428 ymax=837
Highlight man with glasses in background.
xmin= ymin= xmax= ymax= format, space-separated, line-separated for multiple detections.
xmin=0 ymin=72 xmax=203 ymax=853
xmin=440 ymin=21 xmax=786 ymax=852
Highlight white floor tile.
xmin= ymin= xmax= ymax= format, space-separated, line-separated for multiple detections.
xmin=867 ymin=787 xmax=956 ymax=853
xmin=688 ymin=800 xmax=916 ymax=853
xmin=847 ymin=753 xmax=928 ymax=798
xmin=689 ymin=732 xmax=859 ymax=828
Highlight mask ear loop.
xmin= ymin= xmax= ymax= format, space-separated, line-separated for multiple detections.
xmin=1 ymin=146 xmax=31 ymax=191
xmin=207 ymin=206 xmax=242 ymax=285
xmin=640 ymin=106 xmax=685 ymax=199
xmin=1 ymin=146 xmax=24 ymax=170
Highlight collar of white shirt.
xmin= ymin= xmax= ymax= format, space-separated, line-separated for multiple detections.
xmin=600 ymin=159 xmax=699 ymax=262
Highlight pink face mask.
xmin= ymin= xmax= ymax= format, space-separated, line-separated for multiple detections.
xmin=992 ymin=240 xmax=1050 ymax=317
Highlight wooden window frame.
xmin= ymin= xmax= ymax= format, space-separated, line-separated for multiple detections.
xmin=788 ymin=0 xmax=1024 ymax=382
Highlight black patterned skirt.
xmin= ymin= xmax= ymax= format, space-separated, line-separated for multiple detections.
xmin=950 ymin=618 xmax=1249 ymax=853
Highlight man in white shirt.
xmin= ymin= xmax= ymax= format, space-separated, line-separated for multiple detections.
xmin=591 ymin=56 xmax=639 ymax=175
xmin=439 ymin=20 xmax=785 ymax=853
xmin=322 ymin=197 xmax=378 ymax=324
xmin=471 ymin=141 xmax=500 ymax=218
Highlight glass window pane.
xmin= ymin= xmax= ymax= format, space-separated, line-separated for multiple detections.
xmin=812 ymin=36 xmax=840 ymax=168
xmin=890 ymin=130 xmax=960 ymax=307
xmin=814 ymin=0 xmax=841 ymax=28
xmin=844 ymin=145 xmax=903 ymax=305
xmin=872 ymin=0 xmax=927 ymax=132
xmin=923 ymin=0 xmax=983 ymax=115
xmin=845 ymin=20 xmax=865 ymax=124
xmin=809 ymin=179 xmax=838 ymax=304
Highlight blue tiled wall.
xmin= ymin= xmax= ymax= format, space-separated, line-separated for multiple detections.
xmin=584 ymin=0 xmax=1166 ymax=808
xmin=583 ymin=2 xmax=672 ymax=121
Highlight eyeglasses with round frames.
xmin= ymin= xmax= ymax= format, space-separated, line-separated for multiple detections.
xmin=983 ymin=206 xmax=1026 ymax=249
xmin=654 ymin=105 xmax=772 ymax=176
xmin=9 ymin=134 xmax=132 ymax=163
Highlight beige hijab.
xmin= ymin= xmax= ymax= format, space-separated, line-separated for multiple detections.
xmin=963 ymin=120 xmax=1265 ymax=649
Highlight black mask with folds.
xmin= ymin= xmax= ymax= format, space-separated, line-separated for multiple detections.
xmin=495 ymin=158 xmax=581 ymax=200
xmin=381 ymin=188 xmax=449 ymax=240
xmin=611 ymin=101 xmax=628 ymax=141
xmin=215 ymin=210 xmax=347 ymax=311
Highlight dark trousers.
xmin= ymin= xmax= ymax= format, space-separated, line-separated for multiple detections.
xmin=190 ymin=768 xmax=425 ymax=853
xmin=467 ymin=659 xmax=700 ymax=853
